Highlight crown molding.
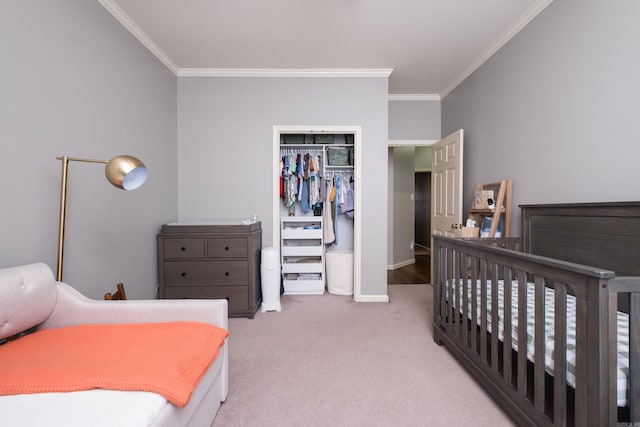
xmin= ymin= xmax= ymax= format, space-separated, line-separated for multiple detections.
xmin=388 ymin=139 xmax=438 ymax=147
xmin=388 ymin=94 xmax=440 ymax=102
xmin=98 ymin=0 xmax=179 ymax=74
xmin=99 ymin=0 xmax=551 ymax=99
xmin=440 ymin=0 xmax=553 ymax=99
xmin=177 ymin=68 xmax=393 ymax=78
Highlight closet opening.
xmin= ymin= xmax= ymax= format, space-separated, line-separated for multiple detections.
xmin=272 ymin=126 xmax=362 ymax=301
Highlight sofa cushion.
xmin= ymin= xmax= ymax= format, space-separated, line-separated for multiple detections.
xmin=0 ymin=263 xmax=57 ymax=340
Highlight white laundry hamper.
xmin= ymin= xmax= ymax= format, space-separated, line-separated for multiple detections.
xmin=325 ymin=251 xmax=353 ymax=296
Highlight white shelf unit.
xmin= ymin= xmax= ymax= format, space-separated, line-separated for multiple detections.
xmin=280 ymin=144 xmax=354 ymax=171
xmin=280 ymin=216 xmax=325 ymax=295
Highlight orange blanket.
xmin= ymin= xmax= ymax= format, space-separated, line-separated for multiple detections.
xmin=0 ymin=321 xmax=228 ymax=407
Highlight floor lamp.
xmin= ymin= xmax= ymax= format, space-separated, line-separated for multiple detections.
xmin=56 ymin=155 xmax=147 ymax=282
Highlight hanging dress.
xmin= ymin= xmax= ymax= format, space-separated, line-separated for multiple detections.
xmin=324 ymin=178 xmax=335 ymax=244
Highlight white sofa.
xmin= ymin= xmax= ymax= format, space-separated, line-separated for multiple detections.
xmin=0 ymin=263 xmax=229 ymax=427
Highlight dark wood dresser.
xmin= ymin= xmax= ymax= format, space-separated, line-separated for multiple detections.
xmin=157 ymin=221 xmax=262 ymax=318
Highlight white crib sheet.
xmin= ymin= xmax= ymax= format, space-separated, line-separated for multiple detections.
xmin=446 ymin=279 xmax=630 ymax=407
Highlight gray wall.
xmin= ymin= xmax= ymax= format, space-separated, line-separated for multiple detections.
xmin=387 ymin=100 xmax=440 ymax=266
xmin=415 ymin=147 xmax=431 ymax=172
xmin=389 ymin=100 xmax=441 ymax=140
xmin=390 ymin=147 xmax=416 ymax=266
xmin=0 ymin=1 xmax=178 ymax=299
xmin=177 ymin=77 xmax=389 ymax=297
xmin=442 ymin=0 xmax=640 ymax=233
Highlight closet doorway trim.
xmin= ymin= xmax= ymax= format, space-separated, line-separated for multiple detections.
xmin=273 ymin=125 xmax=363 ymax=301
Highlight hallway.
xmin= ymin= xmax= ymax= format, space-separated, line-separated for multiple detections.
xmin=387 ymin=248 xmax=430 ymax=284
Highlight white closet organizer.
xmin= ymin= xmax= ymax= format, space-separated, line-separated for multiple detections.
xmin=280 ymin=217 xmax=325 ymax=295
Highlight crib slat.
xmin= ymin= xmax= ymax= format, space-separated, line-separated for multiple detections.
xmin=480 ymin=259 xmax=488 ymax=363
xmin=503 ymin=266 xmax=513 ymax=386
xmin=442 ymin=247 xmax=448 ymax=326
xmin=447 ymin=248 xmax=454 ymax=335
xmin=574 ymin=297 xmax=587 ymax=427
xmin=554 ymin=283 xmax=567 ymax=426
xmin=630 ymin=293 xmax=640 ymax=423
xmin=534 ymin=276 xmax=545 ymax=412
xmin=434 ymin=246 xmax=441 ymax=325
xmin=452 ymin=251 xmax=460 ymax=338
xmin=470 ymin=257 xmax=478 ymax=355
xmin=461 ymin=255 xmax=468 ymax=345
xmin=490 ymin=262 xmax=499 ymax=370
xmin=607 ymin=292 xmax=618 ymax=427
xmin=517 ymin=269 xmax=528 ymax=397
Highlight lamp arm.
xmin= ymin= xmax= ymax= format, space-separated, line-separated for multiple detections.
xmin=55 ymin=156 xmax=108 ymax=165
xmin=55 ymin=154 xmax=146 ymax=282
xmin=56 ymin=157 xmax=69 ymax=281
xmin=56 ymin=156 xmax=109 ymax=281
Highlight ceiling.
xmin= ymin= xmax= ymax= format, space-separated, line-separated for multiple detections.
xmin=100 ymin=0 xmax=552 ymax=98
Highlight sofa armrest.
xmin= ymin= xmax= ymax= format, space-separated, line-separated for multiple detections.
xmin=40 ymin=282 xmax=230 ymax=401
xmin=40 ymin=283 xmax=228 ymax=330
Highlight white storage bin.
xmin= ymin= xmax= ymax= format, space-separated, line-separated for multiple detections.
xmin=325 ymin=251 xmax=353 ymax=295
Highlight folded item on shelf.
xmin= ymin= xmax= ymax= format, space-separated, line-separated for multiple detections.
xmin=296 ymin=273 xmax=321 ymax=280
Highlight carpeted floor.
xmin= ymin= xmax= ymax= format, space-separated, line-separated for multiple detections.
xmin=212 ymin=285 xmax=515 ymax=426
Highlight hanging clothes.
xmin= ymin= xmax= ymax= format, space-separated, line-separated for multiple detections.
xmin=344 ymin=176 xmax=355 ymax=219
xmin=280 ymin=147 xmax=350 ymax=225
xmin=324 ymin=178 xmax=335 ymax=244
xmin=338 ymin=175 xmax=349 ymax=214
xmin=309 ymin=154 xmax=320 ymax=208
xmin=333 ymin=175 xmax=344 ymax=244
xmin=301 ymin=179 xmax=309 ymax=214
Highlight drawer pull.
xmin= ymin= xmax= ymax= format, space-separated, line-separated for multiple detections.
xmin=181 ymin=247 xmax=186 ymax=251
xmin=225 ymin=246 xmax=229 ymax=251
xmin=181 ymin=272 xmax=186 ymax=277
xmin=225 ymin=272 xmax=229 ymax=276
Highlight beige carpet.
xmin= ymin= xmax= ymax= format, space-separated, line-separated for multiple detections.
xmin=212 ymin=285 xmax=515 ymax=426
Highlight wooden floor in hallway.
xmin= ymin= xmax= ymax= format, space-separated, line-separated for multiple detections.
xmin=387 ymin=248 xmax=430 ymax=285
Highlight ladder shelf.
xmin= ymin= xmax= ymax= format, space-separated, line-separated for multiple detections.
xmin=467 ymin=180 xmax=512 ymax=238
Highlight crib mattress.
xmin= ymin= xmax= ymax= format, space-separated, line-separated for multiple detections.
xmin=446 ymin=279 xmax=630 ymax=407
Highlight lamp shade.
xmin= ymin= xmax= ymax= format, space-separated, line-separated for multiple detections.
xmin=105 ymin=155 xmax=147 ymax=190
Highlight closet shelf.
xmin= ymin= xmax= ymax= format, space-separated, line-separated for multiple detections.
xmin=281 ymin=246 xmax=323 ymax=257
xmin=281 ymin=228 xmax=322 ymax=239
xmin=468 ymin=208 xmax=507 ymax=214
xmin=281 ymin=216 xmax=325 ymax=295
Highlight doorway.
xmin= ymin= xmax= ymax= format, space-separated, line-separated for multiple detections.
xmin=273 ymin=125 xmax=364 ymax=301
xmin=414 ymin=171 xmax=431 ymax=250
xmin=387 ymin=141 xmax=436 ymax=284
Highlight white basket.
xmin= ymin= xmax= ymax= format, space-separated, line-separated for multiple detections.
xmin=326 ymin=251 xmax=353 ymax=295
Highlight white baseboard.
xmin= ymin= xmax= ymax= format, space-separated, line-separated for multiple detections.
xmin=355 ymin=294 xmax=390 ymax=303
xmin=387 ymin=258 xmax=416 ymax=270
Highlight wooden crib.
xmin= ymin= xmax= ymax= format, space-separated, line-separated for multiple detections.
xmin=432 ymin=202 xmax=640 ymax=426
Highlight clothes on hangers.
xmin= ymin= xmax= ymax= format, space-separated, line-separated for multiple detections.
xmin=280 ymin=148 xmax=355 ymax=235
xmin=280 ymin=149 xmax=325 ymax=215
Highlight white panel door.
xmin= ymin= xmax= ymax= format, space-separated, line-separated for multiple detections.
xmin=431 ymin=130 xmax=464 ymax=240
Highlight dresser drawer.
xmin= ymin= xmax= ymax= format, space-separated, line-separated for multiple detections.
xmin=163 ymin=238 xmax=205 ymax=259
xmin=164 ymin=261 xmax=248 ymax=285
xmin=164 ymin=285 xmax=249 ymax=313
xmin=207 ymin=237 xmax=247 ymax=258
